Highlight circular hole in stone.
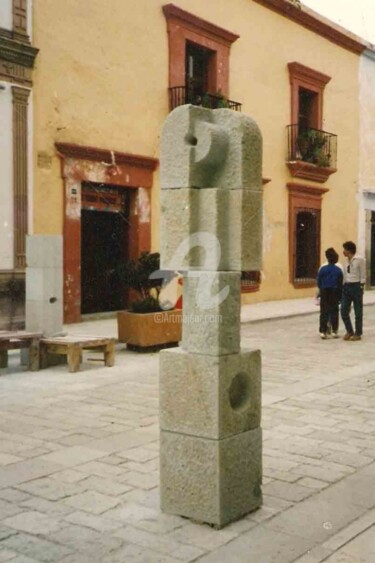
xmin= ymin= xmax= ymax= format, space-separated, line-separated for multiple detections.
xmin=184 ymin=133 xmax=198 ymax=146
xmin=229 ymin=372 xmax=251 ymax=412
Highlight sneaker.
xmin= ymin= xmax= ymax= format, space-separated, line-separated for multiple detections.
xmin=350 ymin=335 xmax=361 ymax=341
xmin=319 ymin=333 xmax=327 ymax=339
xmin=343 ymin=333 xmax=353 ymax=341
xmin=332 ymin=332 xmax=339 ymax=339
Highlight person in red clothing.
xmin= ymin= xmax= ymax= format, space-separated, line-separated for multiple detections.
xmin=317 ymin=247 xmax=343 ymax=339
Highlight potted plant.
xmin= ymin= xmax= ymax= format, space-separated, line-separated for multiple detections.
xmin=297 ymin=129 xmax=327 ymax=165
xmin=214 ymin=89 xmax=230 ymax=108
xmin=117 ymin=252 xmax=182 ymax=350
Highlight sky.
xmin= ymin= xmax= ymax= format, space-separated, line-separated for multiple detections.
xmin=302 ymin=0 xmax=375 ymax=44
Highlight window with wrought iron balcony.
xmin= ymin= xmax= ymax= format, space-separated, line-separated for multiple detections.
xmin=169 ymin=85 xmax=242 ymax=112
xmin=168 ymin=42 xmax=241 ymax=112
xmin=287 ymin=124 xmax=337 ymax=183
xmin=286 ymin=65 xmax=337 ymax=183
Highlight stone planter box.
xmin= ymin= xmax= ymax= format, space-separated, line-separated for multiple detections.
xmin=117 ymin=309 xmax=182 ymax=348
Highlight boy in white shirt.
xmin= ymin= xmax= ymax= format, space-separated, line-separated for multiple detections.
xmin=341 ymin=241 xmax=366 ymax=341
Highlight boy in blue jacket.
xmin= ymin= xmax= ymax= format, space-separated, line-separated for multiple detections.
xmin=317 ymin=247 xmax=343 ymax=339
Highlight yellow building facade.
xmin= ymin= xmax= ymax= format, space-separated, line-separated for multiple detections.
xmin=30 ymin=0 xmax=368 ymax=322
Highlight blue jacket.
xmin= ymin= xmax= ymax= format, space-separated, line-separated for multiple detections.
xmin=317 ymin=264 xmax=343 ymax=290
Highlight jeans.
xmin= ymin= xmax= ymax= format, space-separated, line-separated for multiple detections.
xmin=319 ymin=288 xmax=340 ymax=334
xmin=341 ymin=283 xmax=363 ymax=336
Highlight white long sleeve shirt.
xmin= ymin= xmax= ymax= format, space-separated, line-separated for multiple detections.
xmin=343 ymin=256 xmax=366 ymax=284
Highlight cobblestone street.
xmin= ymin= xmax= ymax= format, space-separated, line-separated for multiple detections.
xmin=0 ymin=304 xmax=375 ymax=562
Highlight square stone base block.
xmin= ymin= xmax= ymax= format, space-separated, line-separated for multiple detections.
xmin=160 ymin=428 xmax=262 ymax=528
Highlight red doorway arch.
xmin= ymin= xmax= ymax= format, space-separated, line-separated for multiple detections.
xmin=56 ymin=143 xmax=158 ymax=323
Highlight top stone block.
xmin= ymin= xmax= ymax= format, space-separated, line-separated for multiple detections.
xmin=160 ymin=105 xmax=262 ymax=190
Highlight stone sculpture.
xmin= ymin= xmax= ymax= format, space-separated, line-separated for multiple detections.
xmin=159 ymin=105 xmax=263 ymax=527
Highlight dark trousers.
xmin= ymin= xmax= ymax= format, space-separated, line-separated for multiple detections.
xmin=319 ymin=288 xmax=340 ymax=334
xmin=341 ymin=283 xmax=363 ymax=336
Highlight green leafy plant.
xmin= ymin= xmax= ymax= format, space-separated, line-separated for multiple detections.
xmin=118 ymin=252 xmax=164 ymax=313
xmin=215 ymin=89 xmax=230 ymax=108
xmin=297 ymin=129 xmax=329 ymax=166
xmin=200 ymin=92 xmax=211 ymax=107
xmin=315 ymin=150 xmax=331 ymax=168
xmin=191 ymin=89 xmax=230 ymax=110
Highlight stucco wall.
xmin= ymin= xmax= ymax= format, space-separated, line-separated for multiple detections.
xmin=32 ymin=0 xmax=361 ymax=303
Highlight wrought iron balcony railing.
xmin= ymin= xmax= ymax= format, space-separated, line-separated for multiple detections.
xmin=169 ymin=86 xmax=242 ymax=112
xmin=287 ymin=125 xmax=337 ymax=169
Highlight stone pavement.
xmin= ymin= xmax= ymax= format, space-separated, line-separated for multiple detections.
xmin=0 ymin=296 xmax=375 ymax=562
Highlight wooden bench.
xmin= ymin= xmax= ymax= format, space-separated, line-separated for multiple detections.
xmin=0 ymin=331 xmax=42 ymax=371
xmin=39 ymin=336 xmax=116 ymax=373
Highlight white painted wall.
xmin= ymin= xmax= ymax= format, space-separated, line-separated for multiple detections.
xmin=27 ymin=0 xmax=32 ymax=38
xmin=0 ymin=0 xmax=12 ymax=31
xmin=358 ymin=51 xmax=375 ymax=254
xmin=0 ymin=82 xmax=14 ymax=270
xmin=28 ymin=91 xmax=33 ymax=235
xmin=359 ymin=53 xmax=375 ymax=193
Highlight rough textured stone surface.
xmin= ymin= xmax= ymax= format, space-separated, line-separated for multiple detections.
xmin=181 ymin=271 xmax=241 ymax=355
xmin=160 ymin=105 xmax=228 ymax=190
xmin=159 ymin=105 xmax=263 ymax=527
xmin=160 ymin=428 xmax=262 ymax=527
xmin=160 ymin=188 xmax=262 ymax=272
xmin=160 ymin=187 xmax=223 ymax=271
xmin=229 ymin=187 xmax=262 ymax=272
xmin=160 ymin=348 xmax=261 ymax=439
xmin=160 ymin=105 xmax=262 ymax=191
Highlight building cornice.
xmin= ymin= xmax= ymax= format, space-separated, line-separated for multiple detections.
xmin=287 ymin=182 xmax=329 ymax=197
xmin=253 ymin=0 xmax=366 ymax=55
xmin=0 ymin=36 xmax=38 ymax=68
xmin=363 ymin=48 xmax=375 ymax=62
xmin=288 ymin=62 xmax=331 ymax=87
xmin=55 ymin=143 xmax=159 ymax=171
xmin=163 ymin=4 xmax=239 ymax=46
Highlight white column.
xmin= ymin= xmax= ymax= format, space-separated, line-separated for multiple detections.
xmin=0 ymin=0 xmax=12 ymax=31
xmin=27 ymin=0 xmax=33 ymax=38
xmin=0 ymin=83 xmax=14 ymax=270
xmin=28 ymin=91 xmax=34 ymax=235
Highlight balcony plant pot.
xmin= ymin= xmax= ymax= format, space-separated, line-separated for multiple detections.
xmin=116 ymin=251 xmax=181 ymax=350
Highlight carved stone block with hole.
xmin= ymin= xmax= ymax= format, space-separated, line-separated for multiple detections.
xmin=160 ymin=347 xmax=261 ymax=439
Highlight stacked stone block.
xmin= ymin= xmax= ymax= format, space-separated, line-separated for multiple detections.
xmin=159 ymin=105 xmax=263 ymax=527
xmin=26 ymin=235 xmax=63 ymax=336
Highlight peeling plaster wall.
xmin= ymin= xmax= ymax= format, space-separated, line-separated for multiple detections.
xmin=32 ymin=0 xmax=361 ymax=302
